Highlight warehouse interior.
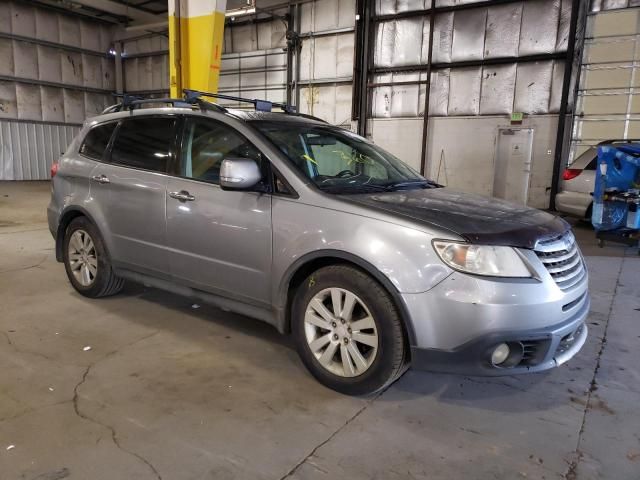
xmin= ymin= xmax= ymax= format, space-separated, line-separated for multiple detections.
xmin=1 ymin=0 xmax=640 ymax=479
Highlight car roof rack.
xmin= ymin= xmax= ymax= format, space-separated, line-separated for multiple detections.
xmin=102 ymin=93 xmax=228 ymax=114
xmin=102 ymin=90 xmax=329 ymax=124
xmin=184 ymin=89 xmax=296 ymax=113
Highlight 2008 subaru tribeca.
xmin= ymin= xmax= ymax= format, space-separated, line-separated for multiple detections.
xmin=48 ymin=93 xmax=589 ymax=395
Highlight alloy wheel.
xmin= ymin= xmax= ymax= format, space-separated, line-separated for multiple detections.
xmin=68 ymin=229 xmax=98 ymax=287
xmin=304 ymin=287 xmax=379 ymax=377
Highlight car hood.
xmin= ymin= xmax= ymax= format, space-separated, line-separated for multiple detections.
xmin=342 ymin=188 xmax=570 ymax=249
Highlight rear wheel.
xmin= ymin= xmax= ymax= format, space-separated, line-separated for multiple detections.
xmin=292 ymin=265 xmax=407 ymax=395
xmin=63 ymin=217 xmax=123 ymax=298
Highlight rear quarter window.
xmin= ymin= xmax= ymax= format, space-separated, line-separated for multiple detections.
xmin=79 ymin=122 xmax=117 ymax=160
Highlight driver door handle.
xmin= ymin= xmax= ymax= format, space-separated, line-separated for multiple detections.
xmin=169 ymin=190 xmax=196 ymax=202
xmin=91 ymin=174 xmax=110 ymax=184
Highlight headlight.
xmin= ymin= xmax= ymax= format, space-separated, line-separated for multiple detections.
xmin=432 ymin=240 xmax=532 ymax=278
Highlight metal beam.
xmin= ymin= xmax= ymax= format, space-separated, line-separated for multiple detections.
xmin=0 ymin=31 xmax=110 ymax=58
xmin=373 ymin=0 xmax=525 ymax=22
xmin=0 ymin=75 xmax=113 ymax=94
xmin=372 ymin=53 xmax=567 ymax=75
xmin=549 ymin=0 xmax=588 ymax=211
xmin=353 ymin=0 xmax=373 ymax=136
xmin=71 ymin=0 xmax=164 ymax=25
xmin=419 ymin=0 xmax=436 ymax=177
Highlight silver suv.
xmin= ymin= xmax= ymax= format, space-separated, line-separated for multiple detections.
xmin=48 ymin=93 xmax=589 ymax=395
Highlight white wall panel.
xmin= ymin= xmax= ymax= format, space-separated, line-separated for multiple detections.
xmin=11 ymin=2 xmax=36 ymax=37
xmin=41 ymin=86 xmax=64 ymax=123
xmin=13 ymin=41 xmax=38 ymax=79
xmin=16 ymin=83 xmax=42 ymax=121
xmin=0 ymin=38 xmax=14 ymax=76
xmin=35 ymin=8 xmax=59 ymax=43
xmin=58 ymin=14 xmax=81 ymax=47
xmin=0 ymin=81 xmax=18 ymax=118
xmin=371 ymin=115 xmax=559 ymax=208
xmin=37 ymin=46 xmax=62 ymax=83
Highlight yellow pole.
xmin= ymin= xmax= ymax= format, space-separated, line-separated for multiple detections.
xmin=169 ymin=0 xmax=227 ymax=98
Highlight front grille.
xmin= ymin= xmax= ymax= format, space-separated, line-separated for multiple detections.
xmin=535 ymin=232 xmax=586 ymax=291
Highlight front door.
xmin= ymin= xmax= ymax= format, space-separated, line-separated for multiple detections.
xmin=90 ymin=116 xmax=177 ymax=277
xmin=165 ymin=117 xmax=272 ymax=305
xmin=493 ymin=127 xmax=534 ymax=205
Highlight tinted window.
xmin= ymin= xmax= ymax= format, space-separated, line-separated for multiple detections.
xmin=585 ymin=157 xmax=597 ymax=170
xmin=180 ymin=118 xmax=263 ymax=184
xmin=110 ymin=117 xmax=176 ymax=172
xmin=79 ymin=122 xmax=116 ymax=160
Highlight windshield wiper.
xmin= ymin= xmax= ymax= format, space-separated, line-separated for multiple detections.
xmin=383 ymin=180 xmax=438 ymax=191
xmin=318 ymin=184 xmax=388 ymax=194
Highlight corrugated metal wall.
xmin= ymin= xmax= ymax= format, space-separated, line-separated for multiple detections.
xmin=119 ymin=0 xmax=356 ymax=126
xmin=366 ymin=0 xmax=573 ymax=208
xmin=219 ymin=5 xmax=289 ymax=107
xmin=297 ymin=0 xmax=355 ymax=126
xmin=371 ymin=0 xmax=569 ymax=117
xmin=0 ymin=120 xmax=79 ymax=180
xmin=0 ymin=1 xmax=115 ymax=180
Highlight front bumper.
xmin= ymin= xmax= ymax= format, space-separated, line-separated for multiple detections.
xmin=410 ymin=304 xmax=588 ymax=375
xmin=402 ymin=258 xmax=590 ymax=375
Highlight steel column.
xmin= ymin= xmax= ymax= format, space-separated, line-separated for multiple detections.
xmin=169 ymin=0 xmax=227 ymax=97
xmin=419 ymin=2 xmax=436 ymax=177
xmin=549 ymin=0 xmax=588 ymax=211
xmin=353 ymin=0 xmax=373 ymax=137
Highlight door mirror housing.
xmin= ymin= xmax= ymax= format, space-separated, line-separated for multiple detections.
xmin=219 ymin=157 xmax=262 ymax=191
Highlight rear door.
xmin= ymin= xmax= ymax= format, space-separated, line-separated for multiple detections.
xmin=165 ymin=116 xmax=272 ymax=305
xmin=90 ymin=115 xmax=177 ymax=277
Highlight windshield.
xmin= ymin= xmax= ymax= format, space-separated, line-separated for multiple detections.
xmin=254 ymin=122 xmax=436 ymax=193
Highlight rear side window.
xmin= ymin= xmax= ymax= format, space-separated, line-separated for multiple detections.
xmin=79 ymin=122 xmax=117 ymax=160
xmin=110 ymin=117 xmax=176 ymax=172
xmin=585 ymin=157 xmax=597 ymax=170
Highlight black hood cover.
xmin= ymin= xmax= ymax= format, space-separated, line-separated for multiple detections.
xmin=343 ymin=188 xmax=569 ymax=249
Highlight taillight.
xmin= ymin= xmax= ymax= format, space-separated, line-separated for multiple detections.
xmin=562 ymin=168 xmax=582 ymax=181
xmin=50 ymin=162 xmax=59 ymax=178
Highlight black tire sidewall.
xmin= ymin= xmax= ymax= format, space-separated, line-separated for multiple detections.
xmin=62 ymin=217 xmax=113 ymax=297
xmin=292 ymin=266 xmax=405 ymax=396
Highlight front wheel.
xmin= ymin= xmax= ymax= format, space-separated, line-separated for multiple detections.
xmin=292 ymin=265 xmax=407 ymax=395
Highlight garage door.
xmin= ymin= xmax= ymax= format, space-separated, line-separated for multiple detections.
xmin=570 ymin=5 xmax=640 ymax=163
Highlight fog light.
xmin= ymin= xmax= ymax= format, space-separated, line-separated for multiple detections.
xmin=491 ymin=343 xmax=510 ymax=365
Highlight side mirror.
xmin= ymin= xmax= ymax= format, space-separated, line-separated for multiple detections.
xmin=219 ymin=157 xmax=262 ymax=191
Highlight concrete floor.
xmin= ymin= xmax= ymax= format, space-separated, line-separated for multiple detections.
xmin=1 ymin=181 xmax=639 ymax=480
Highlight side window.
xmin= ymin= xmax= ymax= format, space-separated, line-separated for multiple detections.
xmin=180 ymin=118 xmax=263 ymax=184
xmin=585 ymin=156 xmax=597 ymax=170
xmin=79 ymin=122 xmax=117 ymax=160
xmin=110 ymin=117 xmax=176 ymax=172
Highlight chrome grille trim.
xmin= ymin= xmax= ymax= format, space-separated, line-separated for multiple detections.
xmin=534 ymin=232 xmax=586 ymax=291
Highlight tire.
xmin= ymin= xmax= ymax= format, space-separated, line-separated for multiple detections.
xmin=62 ymin=216 xmax=124 ymax=298
xmin=292 ymin=265 xmax=407 ymax=396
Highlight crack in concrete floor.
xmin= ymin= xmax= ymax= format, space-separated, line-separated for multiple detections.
xmin=71 ymin=331 xmax=163 ymax=480
xmin=562 ymin=254 xmax=626 ymax=480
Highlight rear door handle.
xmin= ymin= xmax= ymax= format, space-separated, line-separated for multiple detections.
xmin=169 ymin=190 xmax=196 ymax=202
xmin=91 ymin=174 xmax=110 ymax=184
